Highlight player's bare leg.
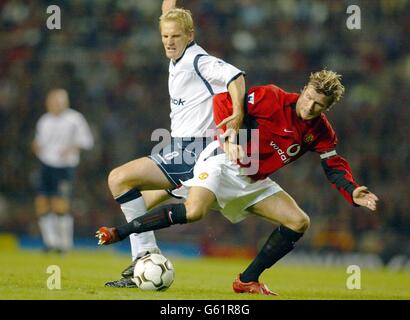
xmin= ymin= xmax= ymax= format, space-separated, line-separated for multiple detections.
xmin=142 ymin=190 xmax=173 ymax=211
xmin=35 ymin=195 xmax=50 ymax=217
xmin=232 ymin=191 xmax=310 ymax=296
xmin=108 ymin=157 xmax=172 ymax=196
xmin=250 ymin=191 xmax=310 ymax=232
xmin=184 ymin=186 xmax=216 ymax=222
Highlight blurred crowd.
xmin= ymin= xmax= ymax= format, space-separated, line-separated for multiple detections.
xmin=0 ymin=0 xmax=409 ymax=263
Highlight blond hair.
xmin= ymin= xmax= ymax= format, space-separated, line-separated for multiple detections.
xmin=159 ymin=8 xmax=194 ymax=34
xmin=308 ymin=70 xmax=345 ymax=107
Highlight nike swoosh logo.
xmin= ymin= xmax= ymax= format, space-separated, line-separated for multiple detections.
xmin=284 ymin=129 xmax=293 ymax=133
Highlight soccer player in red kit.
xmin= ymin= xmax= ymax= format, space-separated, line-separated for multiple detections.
xmin=97 ymin=70 xmax=379 ymax=295
xmin=214 ymin=75 xmax=361 ymax=204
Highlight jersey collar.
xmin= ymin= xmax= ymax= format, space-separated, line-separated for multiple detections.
xmin=172 ymin=41 xmax=195 ymax=66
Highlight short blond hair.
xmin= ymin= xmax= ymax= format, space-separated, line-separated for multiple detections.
xmin=308 ymin=70 xmax=345 ymax=106
xmin=159 ymin=8 xmax=194 ymax=34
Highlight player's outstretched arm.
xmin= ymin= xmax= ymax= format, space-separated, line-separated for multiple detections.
xmin=217 ymin=74 xmax=246 ymax=137
xmin=352 ymin=186 xmax=379 ymax=211
xmin=162 ymin=0 xmax=177 ymax=15
xmin=217 ymin=74 xmax=246 ymax=161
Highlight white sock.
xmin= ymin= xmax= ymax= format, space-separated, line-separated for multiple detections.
xmin=120 ymin=196 xmax=158 ymax=261
xmin=38 ymin=212 xmax=59 ymax=249
xmin=57 ymin=214 xmax=74 ymax=251
xmin=38 ymin=214 xmax=52 ymax=249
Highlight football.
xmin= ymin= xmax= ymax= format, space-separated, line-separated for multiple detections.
xmin=132 ymin=253 xmax=175 ymax=291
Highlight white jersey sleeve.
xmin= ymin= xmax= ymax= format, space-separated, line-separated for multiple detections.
xmin=195 ymin=54 xmax=244 ymax=95
xmin=72 ymin=112 xmax=94 ymax=150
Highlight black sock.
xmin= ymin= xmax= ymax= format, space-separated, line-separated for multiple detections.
xmin=240 ymin=225 xmax=303 ymax=283
xmin=116 ymin=203 xmax=187 ymax=240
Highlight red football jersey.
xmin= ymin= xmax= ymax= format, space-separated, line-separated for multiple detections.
xmin=213 ymin=84 xmax=359 ymax=205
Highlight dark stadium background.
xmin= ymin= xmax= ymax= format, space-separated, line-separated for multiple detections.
xmin=0 ymin=0 xmax=408 ymax=267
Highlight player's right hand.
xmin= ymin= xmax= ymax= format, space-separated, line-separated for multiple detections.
xmin=217 ymin=113 xmax=244 ymax=140
xmin=162 ymin=0 xmax=177 ymax=14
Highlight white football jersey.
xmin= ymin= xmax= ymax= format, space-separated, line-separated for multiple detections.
xmin=168 ymin=42 xmax=244 ymax=137
xmin=34 ymin=108 xmax=94 ymax=167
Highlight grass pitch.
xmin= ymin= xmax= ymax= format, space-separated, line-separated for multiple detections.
xmin=0 ymin=250 xmax=408 ymax=300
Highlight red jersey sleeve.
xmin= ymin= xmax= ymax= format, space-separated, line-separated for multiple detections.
xmin=313 ymin=115 xmax=360 ymax=206
xmin=213 ymin=92 xmax=233 ymax=133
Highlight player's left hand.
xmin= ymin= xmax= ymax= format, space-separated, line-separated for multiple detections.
xmin=353 ymin=186 xmax=379 ymax=211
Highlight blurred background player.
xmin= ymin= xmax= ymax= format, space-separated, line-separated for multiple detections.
xmin=97 ymin=70 xmax=379 ymax=295
xmin=32 ymin=88 xmax=94 ymax=253
xmin=104 ymin=0 xmax=246 ymax=287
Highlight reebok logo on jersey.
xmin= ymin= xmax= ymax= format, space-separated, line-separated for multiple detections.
xmin=171 ymin=98 xmax=186 ymax=106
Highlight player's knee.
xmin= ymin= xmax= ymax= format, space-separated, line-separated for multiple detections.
xmin=34 ymin=197 xmax=50 ymax=216
xmin=292 ymin=212 xmax=310 ymax=233
xmin=184 ymin=201 xmax=207 ymax=222
xmin=108 ymin=167 xmax=128 ymax=192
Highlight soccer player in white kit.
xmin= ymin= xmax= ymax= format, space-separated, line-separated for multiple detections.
xmin=104 ymin=1 xmax=246 ymax=287
xmin=32 ymin=88 xmax=94 ymax=253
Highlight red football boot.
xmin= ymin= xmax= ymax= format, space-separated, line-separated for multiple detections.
xmin=96 ymin=227 xmax=120 ymax=245
xmin=232 ymin=275 xmax=278 ymax=296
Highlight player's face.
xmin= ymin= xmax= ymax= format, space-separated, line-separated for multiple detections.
xmin=46 ymin=91 xmax=68 ymax=114
xmin=296 ymin=85 xmax=332 ymax=120
xmin=161 ymin=20 xmax=193 ymax=62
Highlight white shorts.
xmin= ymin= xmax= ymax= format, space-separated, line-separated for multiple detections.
xmin=172 ymin=140 xmax=283 ymax=223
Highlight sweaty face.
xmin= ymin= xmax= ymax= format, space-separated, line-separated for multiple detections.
xmin=161 ymin=20 xmax=193 ymax=62
xmin=296 ymin=85 xmax=333 ymax=120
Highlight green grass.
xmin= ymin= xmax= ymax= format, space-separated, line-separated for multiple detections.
xmin=0 ymin=250 xmax=408 ymax=300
